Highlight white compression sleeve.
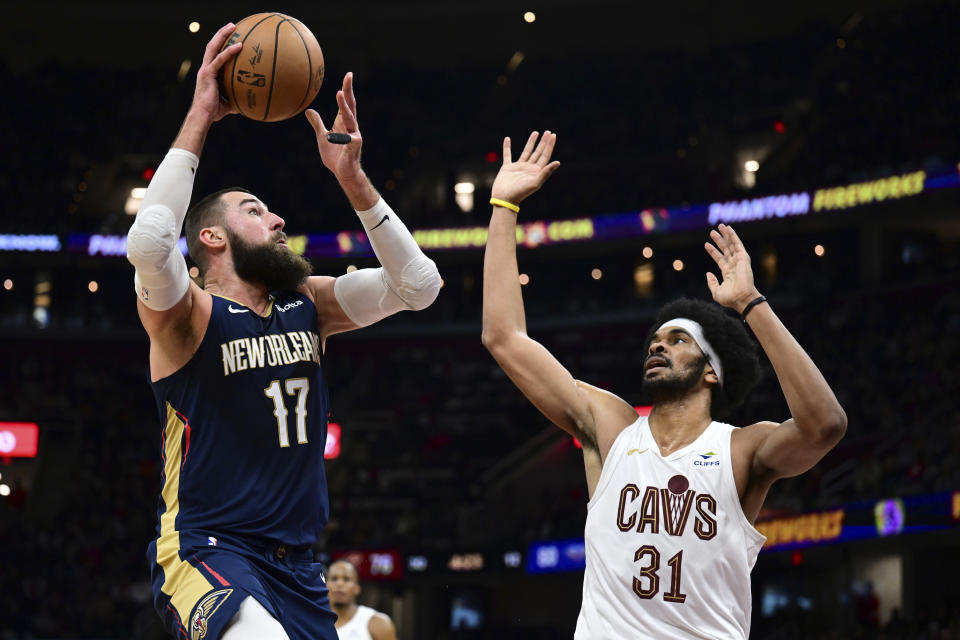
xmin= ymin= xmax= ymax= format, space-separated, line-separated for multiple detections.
xmin=126 ymin=148 xmax=197 ymax=310
xmin=333 ymin=198 xmax=441 ymax=327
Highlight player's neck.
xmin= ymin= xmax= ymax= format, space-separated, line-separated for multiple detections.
xmin=332 ymin=601 xmax=358 ymax=625
xmin=648 ymin=390 xmax=712 ymax=456
xmin=203 ymin=268 xmax=273 ymax=315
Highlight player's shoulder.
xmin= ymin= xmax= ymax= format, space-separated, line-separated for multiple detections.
xmin=367 ymin=609 xmax=395 ymax=635
xmin=575 ymin=381 xmax=638 ymax=426
xmin=731 ymin=420 xmax=780 ymax=448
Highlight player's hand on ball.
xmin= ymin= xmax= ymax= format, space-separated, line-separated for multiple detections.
xmin=305 ymin=73 xmax=363 ymax=180
xmin=704 ymin=224 xmax=762 ymax=313
xmin=490 ymin=131 xmax=560 ymax=206
xmin=192 ymin=23 xmax=242 ymax=123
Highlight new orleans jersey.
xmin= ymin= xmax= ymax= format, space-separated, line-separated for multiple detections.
xmin=149 ymin=292 xmax=331 ymax=552
xmin=575 ymin=416 xmax=766 ymax=639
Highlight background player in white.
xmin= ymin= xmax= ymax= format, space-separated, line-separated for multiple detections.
xmin=329 ymin=560 xmax=398 ymax=640
xmin=126 ymin=24 xmax=441 ymax=639
xmin=481 ymin=131 xmax=847 ymax=638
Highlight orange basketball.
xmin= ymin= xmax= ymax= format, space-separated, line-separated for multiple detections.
xmin=219 ymin=13 xmax=324 ymax=122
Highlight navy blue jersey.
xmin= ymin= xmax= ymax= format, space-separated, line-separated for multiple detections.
xmin=150 ymin=291 xmax=331 ymax=549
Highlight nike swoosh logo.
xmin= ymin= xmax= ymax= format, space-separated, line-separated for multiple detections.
xmin=227 ymin=305 xmax=249 ymax=314
xmin=369 ymin=214 xmax=390 ymax=231
xmin=627 ymin=448 xmax=649 ymax=456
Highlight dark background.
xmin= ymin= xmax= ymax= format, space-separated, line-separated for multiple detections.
xmin=1 ymin=1 xmax=958 ymax=638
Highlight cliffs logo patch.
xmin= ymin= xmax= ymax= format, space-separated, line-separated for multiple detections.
xmin=694 ymin=451 xmax=720 ymax=468
xmin=190 ymin=588 xmax=233 ymax=640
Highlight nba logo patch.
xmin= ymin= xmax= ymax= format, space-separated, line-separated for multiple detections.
xmin=207 ymin=536 xmax=218 ymax=546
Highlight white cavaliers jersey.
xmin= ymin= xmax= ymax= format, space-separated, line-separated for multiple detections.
xmin=575 ymin=416 xmax=766 ymax=639
xmin=336 ymin=605 xmax=378 ymax=640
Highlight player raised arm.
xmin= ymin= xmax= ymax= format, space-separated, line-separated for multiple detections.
xmin=302 ymin=73 xmax=441 ymax=340
xmin=704 ymin=224 xmax=847 ymax=488
xmin=481 ymin=132 xmax=637 ymax=480
xmin=126 ymin=24 xmax=241 ymax=360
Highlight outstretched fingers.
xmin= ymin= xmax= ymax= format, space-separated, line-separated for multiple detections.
xmin=502 ymin=137 xmax=513 ymax=165
xmin=704 ymin=241 xmax=726 ymax=267
xmin=204 ymin=23 xmax=237 ymax=66
xmin=531 ymin=131 xmax=556 ymax=166
xmin=518 ymin=131 xmax=539 ymax=162
xmin=336 ymin=91 xmax=359 ymax=132
xmin=342 ymin=72 xmax=357 ymax=119
xmin=305 ymin=109 xmax=329 ymax=139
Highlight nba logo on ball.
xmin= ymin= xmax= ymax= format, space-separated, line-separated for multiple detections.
xmin=219 ymin=13 xmax=325 ymax=122
xmin=207 ymin=536 xmax=218 ymax=546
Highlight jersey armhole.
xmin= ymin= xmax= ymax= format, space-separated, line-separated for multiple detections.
xmin=586 ymin=416 xmax=642 ymax=512
xmin=723 ymin=425 xmax=767 ymax=548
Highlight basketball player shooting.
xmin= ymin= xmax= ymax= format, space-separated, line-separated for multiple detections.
xmin=481 ymin=132 xmax=847 ymax=639
xmin=126 ymin=24 xmax=441 ymax=640
xmin=328 ymin=560 xmax=398 ymax=640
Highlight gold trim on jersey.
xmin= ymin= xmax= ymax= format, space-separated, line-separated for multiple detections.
xmin=156 ymin=403 xmax=215 ymax=624
xmin=210 ymin=292 xmax=275 ymax=317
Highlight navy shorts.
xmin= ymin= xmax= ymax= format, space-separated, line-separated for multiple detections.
xmin=147 ymin=531 xmax=337 ymax=640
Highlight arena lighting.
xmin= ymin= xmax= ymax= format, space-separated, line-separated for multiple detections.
xmin=518 ymin=273 xmax=530 ymax=285
xmin=814 ymin=244 xmax=826 ymax=256
xmin=744 ymin=160 xmax=760 ymax=172
xmin=188 ymin=266 xmax=200 ymax=278
xmin=485 ymin=151 xmax=499 ymax=163
xmin=88 ymin=280 xmax=98 ymax=293
xmin=188 ymin=21 xmax=200 ymax=33
xmin=39 ymin=163 xmax=958 ymax=258
xmin=345 ymin=265 xmax=357 ymax=273
xmin=177 ymin=59 xmax=192 ymax=82
xmin=324 ymin=422 xmax=341 ymax=459
xmin=591 ymin=268 xmax=603 ymax=280
xmin=453 ymin=182 xmax=475 ymax=194
xmin=673 ymin=259 xmax=684 ymax=271
xmin=523 ymin=11 xmax=536 ymax=23
xmin=0 ymin=485 xmax=9 ymax=497
xmin=0 ymin=234 xmax=61 ymax=252
xmin=125 ymin=187 xmax=148 ymax=215
xmin=0 ymin=422 xmax=39 ymax=458
xmin=2 ymin=279 xmax=11 ymax=290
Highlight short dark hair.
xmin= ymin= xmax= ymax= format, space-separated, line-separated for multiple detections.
xmin=643 ymin=297 xmax=761 ymax=420
xmin=184 ymin=187 xmax=252 ymax=273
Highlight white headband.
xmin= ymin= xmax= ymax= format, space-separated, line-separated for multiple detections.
xmin=656 ymin=317 xmax=723 ymax=386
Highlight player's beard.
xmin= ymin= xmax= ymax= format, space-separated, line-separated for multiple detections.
xmin=227 ymin=229 xmax=313 ymax=292
xmin=642 ymin=354 xmax=709 ymax=402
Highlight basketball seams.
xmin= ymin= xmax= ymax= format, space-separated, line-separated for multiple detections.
xmin=285 ymin=18 xmax=315 ymax=116
xmin=227 ymin=13 xmax=280 ymax=118
xmin=262 ymin=17 xmax=287 ymax=122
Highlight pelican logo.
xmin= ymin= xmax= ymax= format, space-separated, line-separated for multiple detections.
xmin=190 ymin=588 xmax=233 ymax=640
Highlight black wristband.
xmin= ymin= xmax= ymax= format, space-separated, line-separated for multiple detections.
xmin=740 ymin=295 xmax=767 ymax=322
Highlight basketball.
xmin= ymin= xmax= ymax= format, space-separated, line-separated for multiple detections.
xmin=219 ymin=13 xmax=324 ymax=122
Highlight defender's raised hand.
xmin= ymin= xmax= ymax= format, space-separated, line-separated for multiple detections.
xmin=192 ymin=23 xmax=243 ymax=123
xmin=305 ymin=72 xmax=364 ymax=181
xmin=490 ymin=131 xmax=560 ymax=206
xmin=704 ymin=223 xmax=762 ymax=313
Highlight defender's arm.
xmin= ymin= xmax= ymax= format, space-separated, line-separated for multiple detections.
xmin=705 ymin=224 xmax=847 ymax=482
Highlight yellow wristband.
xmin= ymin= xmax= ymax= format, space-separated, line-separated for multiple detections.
xmin=489 ymin=197 xmax=520 ymax=213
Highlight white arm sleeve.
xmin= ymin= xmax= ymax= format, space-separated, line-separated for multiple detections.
xmin=126 ymin=148 xmax=198 ymax=311
xmin=333 ymin=198 xmax=442 ymax=327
